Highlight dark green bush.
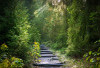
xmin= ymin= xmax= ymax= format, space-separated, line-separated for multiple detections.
xmin=83 ymin=47 xmax=100 ymax=68
xmin=66 ymin=0 xmax=90 ymax=57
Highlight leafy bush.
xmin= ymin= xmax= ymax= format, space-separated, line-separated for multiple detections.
xmin=83 ymin=40 xmax=100 ymax=68
xmin=2 ymin=0 xmax=33 ymax=63
xmin=83 ymin=47 xmax=100 ymax=68
xmin=10 ymin=57 xmax=24 ymax=68
xmin=0 ymin=42 xmax=41 ymax=68
xmin=29 ymin=24 xmax=41 ymax=43
xmin=32 ymin=42 xmax=41 ymax=63
xmin=0 ymin=57 xmax=24 ymax=68
xmin=66 ymin=0 xmax=97 ymax=57
xmin=0 ymin=44 xmax=24 ymax=68
xmin=0 ymin=0 xmax=41 ymax=67
xmin=0 ymin=43 xmax=8 ymax=51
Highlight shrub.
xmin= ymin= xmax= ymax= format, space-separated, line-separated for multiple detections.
xmin=0 ymin=44 xmax=24 ymax=68
xmin=83 ymin=47 xmax=100 ymax=68
xmin=83 ymin=40 xmax=100 ymax=68
xmin=32 ymin=42 xmax=41 ymax=63
xmin=66 ymin=0 xmax=90 ymax=57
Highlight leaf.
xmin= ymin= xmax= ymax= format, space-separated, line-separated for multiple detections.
xmin=98 ymin=47 xmax=100 ymax=52
xmin=83 ymin=53 xmax=88 ymax=58
xmin=93 ymin=52 xmax=97 ymax=56
xmin=98 ymin=64 xmax=100 ymax=68
xmin=97 ymin=53 xmax=100 ymax=55
xmin=86 ymin=56 xmax=90 ymax=61
xmin=89 ymin=51 xmax=92 ymax=55
xmin=97 ymin=57 xmax=100 ymax=61
xmin=90 ymin=58 xmax=95 ymax=63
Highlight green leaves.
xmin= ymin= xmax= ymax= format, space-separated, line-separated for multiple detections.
xmin=83 ymin=53 xmax=88 ymax=58
xmin=86 ymin=56 xmax=90 ymax=61
xmin=90 ymin=58 xmax=95 ymax=63
xmin=97 ymin=53 xmax=100 ymax=56
xmin=83 ymin=47 xmax=100 ymax=68
xmin=10 ymin=57 xmax=24 ymax=68
xmin=97 ymin=57 xmax=100 ymax=61
xmin=98 ymin=47 xmax=100 ymax=52
xmin=89 ymin=51 xmax=92 ymax=55
xmin=66 ymin=0 xmax=90 ymax=57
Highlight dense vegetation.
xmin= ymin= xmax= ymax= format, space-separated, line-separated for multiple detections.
xmin=0 ymin=0 xmax=40 ymax=68
xmin=0 ymin=0 xmax=100 ymax=68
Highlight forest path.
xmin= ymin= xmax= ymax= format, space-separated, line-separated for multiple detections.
xmin=33 ymin=44 xmax=66 ymax=68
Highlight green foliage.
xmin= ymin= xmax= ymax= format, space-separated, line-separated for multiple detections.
xmin=0 ymin=44 xmax=24 ymax=68
xmin=25 ymin=0 xmax=41 ymax=43
xmin=0 ymin=43 xmax=8 ymax=51
xmin=0 ymin=57 xmax=24 ymax=68
xmin=43 ymin=41 xmax=66 ymax=54
xmin=66 ymin=0 xmax=90 ymax=57
xmin=0 ymin=42 xmax=40 ymax=68
xmin=32 ymin=42 xmax=41 ymax=63
xmin=5 ymin=0 xmax=31 ymax=63
xmin=89 ymin=11 xmax=100 ymax=43
xmin=83 ymin=47 xmax=100 ymax=68
xmin=29 ymin=24 xmax=41 ymax=43
xmin=10 ymin=57 xmax=24 ymax=68
xmin=66 ymin=0 xmax=100 ymax=58
xmin=0 ymin=0 xmax=41 ymax=66
xmin=0 ymin=0 xmax=100 ymax=67
xmin=40 ymin=1 xmax=67 ymax=49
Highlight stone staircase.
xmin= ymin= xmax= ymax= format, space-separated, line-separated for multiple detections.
xmin=33 ymin=45 xmax=64 ymax=68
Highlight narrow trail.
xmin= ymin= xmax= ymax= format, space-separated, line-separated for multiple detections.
xmin=33 ymin=45 xmax=65 ymax=68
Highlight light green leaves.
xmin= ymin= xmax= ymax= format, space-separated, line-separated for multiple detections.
xmin=83 ymin=47 xmax=100 ymax=68
xmin=97 ymin=57 xmax=100 ymax=61
xmin=83 ymin=53 xmax=88 ymax=58
xmin=90 ymin=58 xmax=95 ymax=63
xmin=89 ymin=51 xmax=92 ymax=55
xmin=86 ymin=56 xmax=90 ymax=61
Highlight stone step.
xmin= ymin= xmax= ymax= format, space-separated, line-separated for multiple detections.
xmin=40 ymin=52 xmax=53 ymax=54
xmin=39 ymin=57 xmax=59 ymax=60
xmin=41 ymin=54 xmax=56 ymax=57
xmin=33 ymin=63 xmax=64 ymax=67
xmin=41 ymin=50 xmax=51 ymax=52
xmin=40 ymin=49 xmax=48 ymax=50
xmin=39 ymin=58 xmax=60 ymax=63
